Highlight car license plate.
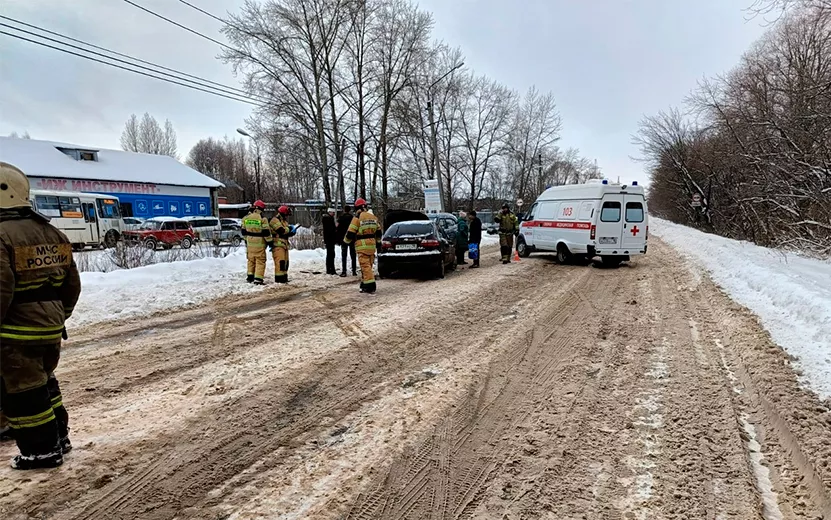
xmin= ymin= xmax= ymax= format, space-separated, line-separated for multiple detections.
xmin=396 ymin=244 xmax=417 ymax=250
xmin=599 ymin=237 xmax=617 ymax=245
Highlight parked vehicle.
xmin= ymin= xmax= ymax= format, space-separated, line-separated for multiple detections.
xmin=426 ymin=212 xmax=459 ymax=241
xmin=218 ymin=222 xmax=244 ymax=247
xmin=122 ymin=217 xmax=145 ymax=232
xmin=517 ymin=179 xmax=648 ymax=266
xmin=220 ymin=218 xmax=242 ymax=227
xmin=485 ymin=223 xmax=499 ymax=235
xmin=122 ymin=217 xmax=195 ymax=250
xmin=29 ymin=189 xmax=123 ymax=250
xmin=378 ymin=210 xmax=456 ymax=279
xmin=184 ymin=216 xmax=223 ymax=243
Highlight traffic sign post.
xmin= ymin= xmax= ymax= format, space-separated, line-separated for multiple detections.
xmin=691 ymin=193 xmax=702 ymax=207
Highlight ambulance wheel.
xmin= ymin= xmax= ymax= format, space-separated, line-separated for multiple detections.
xmin=144 ymin=239 xmax=157 ymax=251
xmin=180 ymin=236 xmax=193 ymax=249
xmin=517 ymin=238 xmax=531 ymax=258
xmin=556 ymin=243 xmax=572 ymax=264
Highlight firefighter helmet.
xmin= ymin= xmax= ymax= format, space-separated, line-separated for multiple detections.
xmin=0 ymin=162 xmax=32 ymax=210
xmin=354 ymin=197 xmax=368 ymax=209
xmin=278 ymin=205 xmax=292 ymax=216
xmin=252 ymin=200 xmax=266 ymax=210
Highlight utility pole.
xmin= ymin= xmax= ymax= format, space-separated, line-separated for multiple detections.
xmin=426 ymin=61 xmax=465 ymax=212
xmin=538 ymin=153 xmax=543 ymax=179
xmin=237 ymin=128 xmax=261 ymax=200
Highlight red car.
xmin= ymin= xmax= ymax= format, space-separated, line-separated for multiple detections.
xmin=122 ymin=217 xmax=195 ymax=250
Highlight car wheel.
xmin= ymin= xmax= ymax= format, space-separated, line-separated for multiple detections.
xmin=104 ymin=230 xmax=119 ymax=248
xmin=144 ymin=238 xmax=157 ymax=251
xmin=517 ymin=238 xmax=531 ymax=258
xmin=557 ymin=243 xmax=572 ymax=264
xmin=181 ymin=236 xmax=193 ymax=249
xmin=378 ymin=264 xmax=392 ymax=279
xmin=231 ymin=236 xmax=242 ymax=247
xmin=435 ymin=259 xmax=445 ymax=279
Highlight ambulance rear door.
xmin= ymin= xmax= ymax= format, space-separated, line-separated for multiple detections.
xmin=595 ymin=195 xmax=624 ymax=253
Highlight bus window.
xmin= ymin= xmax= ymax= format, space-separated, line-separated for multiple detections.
xmin=97 ymin=198 xmax=121 ymax=219
xmin=59 ymin=197 xmax=83 ymax=218
xmin=35 ymin=195 xmax=62 ymax=218
xmin=83 ymin=203 xmax=97 ymax=223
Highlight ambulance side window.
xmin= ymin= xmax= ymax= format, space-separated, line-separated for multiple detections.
xmin=600 ymin=201 xmax=621 ymax=222
xmin=625 ymin=202 xmax=644 ymax=222
xmin=526 ymin=204 xmax=538 ymax=220
xmin=536 ymin=202 xmax=558 ymax=219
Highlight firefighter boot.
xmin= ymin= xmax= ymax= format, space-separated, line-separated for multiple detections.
xmin=275 ymin=275 xmax=288 ymax=284
xmin=11 ymin=450 xmax=63 ymax=470
xmin=246 ymin=274 xmax=255 ymax=283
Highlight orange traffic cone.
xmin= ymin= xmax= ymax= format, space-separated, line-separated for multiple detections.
xmin=513 ymin=249 xmax=521 ymax=262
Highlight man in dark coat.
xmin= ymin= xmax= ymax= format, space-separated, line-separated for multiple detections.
xmin=336 ymin=206 xmax=357 ymax=277
xmin=322 ymin=208 xmax=337 ymax=275
xmin=468 ymin=210 xmax=482 ymax=268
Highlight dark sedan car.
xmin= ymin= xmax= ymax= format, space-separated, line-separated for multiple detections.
xmin=378 ymin=211 xmax=456 ymax=279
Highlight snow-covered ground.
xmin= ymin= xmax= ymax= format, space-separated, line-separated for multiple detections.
xmin=68 ymin=234 xmax=499 ymax=328
xmin=652 ymin=218 xmax=831 ymax=399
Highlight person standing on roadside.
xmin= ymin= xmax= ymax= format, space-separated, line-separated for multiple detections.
xmin=468 ymin=210 xmax=482 ymax=268
xmin=456 ymin=211 xmax=469 ymax=266
xmin=337 ymin=205 xmax=357 ymax=277
xmin=494 ymin=203 xmax=519 ymax=264
xmin=0 ymin=162 xmax=82 ymax=470
xmin=241 ymin=200 xmax=272 ymax=284
xmin=269 ymin=206 xmax=296 ymax=284
xmin=322 ymin=208 xmax=337 ymax=275
xmin=343 ymin=198 xmax=381 ymax=294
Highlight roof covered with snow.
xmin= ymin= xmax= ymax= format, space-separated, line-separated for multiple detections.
xmin=0 ymin=136 xmax=223 ymax=189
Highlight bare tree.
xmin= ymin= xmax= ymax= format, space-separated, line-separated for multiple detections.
xmin=120 ymin=112 xmax=178 ymax=158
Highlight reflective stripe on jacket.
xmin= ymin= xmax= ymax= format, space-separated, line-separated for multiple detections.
xmin=343 ymin=211 xmax=381 ymax=253
xmin=0 ymin=209 xmax=82 ymax=346
xmin=241 ymin=211 xmax=272 ymax=250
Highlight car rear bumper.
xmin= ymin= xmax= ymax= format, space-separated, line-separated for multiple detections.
xmin=378 ymin=251 xmax=441 ymax=266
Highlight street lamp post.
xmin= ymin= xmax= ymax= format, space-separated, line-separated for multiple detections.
xmin=426 ymin=61 xmax=464 ymax=212
xmin=237 ymin=128 xmax=261 ymax=201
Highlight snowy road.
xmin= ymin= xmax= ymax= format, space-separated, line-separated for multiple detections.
xmin=1 ymin=239 xmax=829 ymax=519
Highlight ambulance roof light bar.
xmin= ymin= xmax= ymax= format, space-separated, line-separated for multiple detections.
xmin=632 ymin=181 xmax=639 ymax=186
xmin=601 ymin=179 xmax=608 ymax=185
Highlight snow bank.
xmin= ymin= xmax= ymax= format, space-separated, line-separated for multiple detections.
xmin=652 ymin=218 xmax=831 ymax=399
xmin=69 ymin=248 xmax=330 ymax=328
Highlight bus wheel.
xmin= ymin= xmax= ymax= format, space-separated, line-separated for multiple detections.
xmin=104 ymin=230 xmax=119 ymax=248
xmin=556 ymin=243 xmax=572 ymax=264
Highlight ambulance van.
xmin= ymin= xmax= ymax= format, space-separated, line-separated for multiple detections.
xmin=516 ymin=179 xmax=648 ymax=266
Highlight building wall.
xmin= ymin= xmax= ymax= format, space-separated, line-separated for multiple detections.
xmin=29 ymin=176 xmax=213 ymax=218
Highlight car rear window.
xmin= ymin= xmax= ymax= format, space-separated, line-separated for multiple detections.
xmin=600 ymin=201 xmax=621 ymax=222
xmin=387 ymin=222 xmax=433 ymax=237
xmin=625 ymin=202 xmax=644 ymax=222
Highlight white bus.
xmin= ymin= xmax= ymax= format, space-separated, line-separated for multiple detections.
xmin=29 ymin=189 xmax=123 ymax=249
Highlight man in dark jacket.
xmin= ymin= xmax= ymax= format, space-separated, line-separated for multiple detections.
xmin=336 ymin=206 xmax=357 ymax=277
xmin=322 ymin=208 xmax=337 ymax=275
xmin=0 ymin=162 xmax=82 ymax=469
xmin=456 ymin=212 xmax=469 ymax=265
xmin=468 ymin=210 xmax=482 ymax=268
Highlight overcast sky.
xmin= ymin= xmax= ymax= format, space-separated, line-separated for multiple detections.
xmin=1 ymin=0 xmax=769 ymax=186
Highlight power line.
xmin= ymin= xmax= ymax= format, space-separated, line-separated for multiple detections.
xmin=0 ymin=15 xmax=256 ymax=101
xmin=0 ymin=30 xmax=263 ymax=107
xmin=122 ymin=0 xmax=232 ymax=50
xmin=176 ymin=0 xmax=227 ymax=24
xmin=0 ymin=21 xmax=265 ymax=104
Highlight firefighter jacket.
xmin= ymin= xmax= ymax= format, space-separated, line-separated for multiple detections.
xmin=0 ymin=208 xmax=82 ymax=346
xmin=343 ymin=210 xmax=381 ymax=253
xmin=269 ymin=215 xmax=293 ymax=249
xmin=495 ymin=212 xmax=519 ymax=236
xmin=241 ymin=211 xmax=272 ymax=251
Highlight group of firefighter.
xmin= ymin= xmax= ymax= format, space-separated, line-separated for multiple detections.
xmin=0 ymin=157 xmax=521 ymax=470
xmin=242 ymin=199 xmax=521 ymax=295
xmin=242 ymin=197 xmax=383 ymax=294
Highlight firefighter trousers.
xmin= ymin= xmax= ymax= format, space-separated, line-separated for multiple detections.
xmin=0 ymin=343 xmax=67 ymax=456
xmin=358 ymin=251 xmax=376 ymax=293
xmin=499 ymin=234 xmax=514 ymax=262
xmin=272 ymin=246 xmax=289 ymax=283
xmin=246 ymin=246 xmax=267 ymax=282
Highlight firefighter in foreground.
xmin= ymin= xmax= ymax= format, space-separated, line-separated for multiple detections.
xmin=241 ymin=200 xmax=272 ymax=284
xmin=0 ymin=162 xmax=82 ymax=469
xmin=343 ymin=198 xmax=381 ymax=293
xmin=269 ymin=205 xmax=296 ymax=284
xmin=494 ymin=203 xmax=519 ymax=264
